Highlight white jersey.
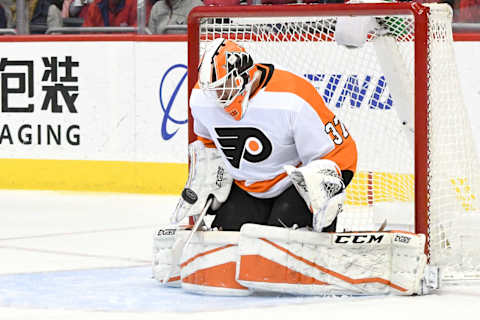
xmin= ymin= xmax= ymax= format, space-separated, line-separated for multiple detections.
xmin=190 ymin=64 xmax=357 ymax=198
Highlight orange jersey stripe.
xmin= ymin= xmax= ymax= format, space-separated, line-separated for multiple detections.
xmin=235 ymin=172 xmax=288 ymax=194
xmin=196 ymin=136 xmax=216 ymax=148
xmin=322 ymin=138 xmax=357 ymax=173
xmin=265 ymin=69 xmax=357 ymax=174
xmin=264 ymin=69 xmax=333 ymax=123
xmin=234 ymin=162 xmax=301 ymax=194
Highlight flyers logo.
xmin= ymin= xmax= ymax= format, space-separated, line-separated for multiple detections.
xmin=214 ymin=127 xmax=273 ymax=169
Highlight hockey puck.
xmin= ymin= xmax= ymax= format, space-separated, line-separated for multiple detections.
xmin=182 ymin=188 xmax=198 ymax=204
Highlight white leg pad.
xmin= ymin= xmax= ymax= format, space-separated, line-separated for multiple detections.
xmin=180 ymin=231 xmax=252 ymax=296
xmin=236 ymin=224 xmax=427 ymax=296
xmin=152 ymin=226 xmax=189 ymax=287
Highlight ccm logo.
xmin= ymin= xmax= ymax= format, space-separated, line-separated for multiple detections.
xmin=394 ymin=234 xmax=412 ymax=244
xmin=334 ymin=234 xmax=384 ymax=244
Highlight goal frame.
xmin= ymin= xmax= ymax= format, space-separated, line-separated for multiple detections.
xmin=186 ymin=2 xmax=430 ymax=254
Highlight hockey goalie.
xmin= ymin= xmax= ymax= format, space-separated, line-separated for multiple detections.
xmin=152 ymin=37 xmax=433 ymax=296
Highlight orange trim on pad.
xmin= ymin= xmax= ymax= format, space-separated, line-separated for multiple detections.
xmin=168 ymin=276 xmax=181 ymax=283
xmin=182 ymin=261 xmax=248 ymax=290
xmin=239 ymin=254 xmax=328 ymax=285
xmin=259 ymin=237 xmax=407 ymax=292
xmin=180 ymin=244 xmax=236 ymax=268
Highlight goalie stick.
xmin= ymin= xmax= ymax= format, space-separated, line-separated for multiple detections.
xmin=162 ymin=197 xmax=213 ymax=285
xmin=184 ymin=197 xmax=213 ymax=249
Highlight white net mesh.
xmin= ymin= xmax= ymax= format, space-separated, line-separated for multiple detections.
xmin=193 ymin=3 xmax=480 ymax=281
xmin=426 ymin=5 xmax=480 ymax=280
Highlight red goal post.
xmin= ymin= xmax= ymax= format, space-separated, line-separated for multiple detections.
xmin=187 ymin=2 xmax=480 ymax=281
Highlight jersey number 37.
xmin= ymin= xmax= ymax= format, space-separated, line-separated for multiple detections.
xmin=325 ymin=116 xmax=349 ymax=145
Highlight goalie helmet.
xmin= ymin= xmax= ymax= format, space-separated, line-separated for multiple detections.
xmin=198 ymin=38 xmax=255 ymax=120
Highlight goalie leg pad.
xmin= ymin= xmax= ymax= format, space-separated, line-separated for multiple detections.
xmin=180 ymin=231 xmax=252 ymax=296
xmin=236 ymin=224 xmax=427 ymax=296
xmin=152 ymin=226 xmax=190 ymax=287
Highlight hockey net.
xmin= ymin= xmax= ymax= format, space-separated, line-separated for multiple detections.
xmin=187 ymin=2 xmax=480 ymax=282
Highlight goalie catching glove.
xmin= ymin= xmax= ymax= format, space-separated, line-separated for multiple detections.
xmin=171 ymin=140 xmax=233 ymax=224
xmin=285 ymin=159 xmax=345 ymax=232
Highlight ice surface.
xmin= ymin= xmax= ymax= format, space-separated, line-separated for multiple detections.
xmin=0 ymin=190 xmax=479 ymax=320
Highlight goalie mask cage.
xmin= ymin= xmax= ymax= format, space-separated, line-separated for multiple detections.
xmin=187 ymin=2 xmax=480 ymax=282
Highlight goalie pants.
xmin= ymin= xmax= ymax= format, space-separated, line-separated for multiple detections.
xmin=209 ymin=170 xmax=353 ymax=232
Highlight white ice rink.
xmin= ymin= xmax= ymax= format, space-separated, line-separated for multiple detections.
xmin=0 ymin=190 xmax=479 ymax=320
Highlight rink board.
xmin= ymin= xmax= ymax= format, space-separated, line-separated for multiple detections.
xmin=0 ymin=35 xmax=479 ymax=195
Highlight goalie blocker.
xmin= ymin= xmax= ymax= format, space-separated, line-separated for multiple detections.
xmin=154 ymin=141 xmax=233 ymax=285
xmin=153 ymin=224 xmax=439 ymax=296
